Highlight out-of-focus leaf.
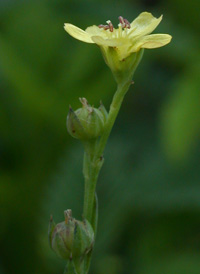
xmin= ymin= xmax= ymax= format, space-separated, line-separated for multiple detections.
xmin=1 ymin=0 xmax=200 ymax=273
xmin=42 ymin=132 xmax=200 ymax=272
xmin=160 ymin=61 xmax=200 ymax=162
xmin=140 ymin=253 xmax=200 ymax=274
xmin=166 ymin=0 xmax=200 ymax=31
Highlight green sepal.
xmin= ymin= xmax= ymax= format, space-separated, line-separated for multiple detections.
xmin=99 ymin=102 xmax=108 ymax=123
xmin=80 ymin=107 xmax=104 ymax=139
xmin=100 ymin=47 xmax=144 ymax=84
xmin=67 ymin=106 xmax=86 ymax=140
xmin=48 ymin=215 xmax=56 ymax=249
xmin=72 ymin=219 xmax=94 ymax=257
xmin=64 ymin=261 xmax=78 ymax=274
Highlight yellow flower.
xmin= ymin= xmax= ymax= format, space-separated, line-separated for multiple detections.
xmin=64 ymin=12 xmax=172 ymax=83
xmin=64 ymin=12 xmax=172 ymax=60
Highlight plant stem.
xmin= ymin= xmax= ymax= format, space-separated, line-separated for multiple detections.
xmin=97 ymin=80 xmax=132 ymax=158
xmin=82 ymin=80 xmax=132 ymax=225
xmin=83 ymin=149 xmax=102 ymax=223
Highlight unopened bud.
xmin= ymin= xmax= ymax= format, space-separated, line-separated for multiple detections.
xmin=48 ymin=210 xmax=94 ymax=261
xmin=67 ymin=98 xmax=105 ymax=140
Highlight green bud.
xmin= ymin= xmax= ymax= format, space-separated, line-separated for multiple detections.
xmin=48 ymin=209 xmax=94 ymax=261
xmin=67 ymin=98 xmax=105 ymax=140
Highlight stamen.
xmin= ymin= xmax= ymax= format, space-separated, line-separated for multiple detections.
xmin=124 ymin=18 xmax=131 ymax=29
xmin=98 ymin=17 xmax=130 ymax=34
xmin=108 ymin=21 xmax=114 ymax=32
xmin=118 ymin=16 xmax=126 ymax=28
xmin=118 ymin=16 xmax=131 ymax=29
xmin=106 ymin=20 xmax=114 ymax=32
xmin=118 ymin=24 xmax=122 ymax=38
xmin=98 ymin=24 xmax=110 ymax=31
xmin=98 ymin=20 xmax=114 ymax=32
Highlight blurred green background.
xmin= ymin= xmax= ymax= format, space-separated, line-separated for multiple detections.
xmin=0 ymin=0 xmax=200 ymax=273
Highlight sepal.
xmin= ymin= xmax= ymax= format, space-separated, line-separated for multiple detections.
xmin=100 ymin=47 xmax=144 ymax=84
xmin=98 ymin=101 xmax=108 ymax=123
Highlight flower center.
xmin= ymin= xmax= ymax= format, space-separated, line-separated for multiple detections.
xmin=98 ymin=16 xmax=131 ymax=33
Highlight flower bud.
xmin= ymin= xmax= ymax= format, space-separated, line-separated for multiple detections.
xmin=48 ymin=209 xmax=94 ymax=261
xmin=67 ymin=98 xmax=105 ymax=140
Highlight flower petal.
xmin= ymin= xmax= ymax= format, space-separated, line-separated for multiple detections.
xmin=130 ymin=12 xmax=163 ymax=38
xmin=130 ymin=34 xmax=172 ymax=52
xmin=140 ymin=34 xmax=172 ymax=48
xmin=64 ymin=23 xmax=94 ymax=43
xmin=91 ymin=36 xmax=122 ymax=47
xmin=85 ymin=25 xmax=107 ymax=37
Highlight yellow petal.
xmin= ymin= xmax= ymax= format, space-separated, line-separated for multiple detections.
xmin=85 ymin=25 xmax=107 ymax=38
xmin=130 ymin=12 xmax=163 ymax=37
xmin=91 ymin=36 xmax=122 ymax=47
xmin=64 ymin=23 xmax=94 ymax=43
xmin=130 ymin=34 xmax=172 ymax=52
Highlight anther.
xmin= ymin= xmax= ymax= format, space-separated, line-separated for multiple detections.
xmin=106 ymin=20 xmax=114 ymax=32
xmin=118 ymin=16 xmax=131 ymax=29
xmin=98 ymin=20 xmax=114 ymax=32
xmin=124 ymin=18 xmax=131 ymax=29
xmin=98 ymin=24 xmax=110 ymax=31
xmin=118 ymin=16 xmax=125 ymax=28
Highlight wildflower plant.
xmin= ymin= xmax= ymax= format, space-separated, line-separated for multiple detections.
xmin=48 ymin=12 xmax=172 ymax=274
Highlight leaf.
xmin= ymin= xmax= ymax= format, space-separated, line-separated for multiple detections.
xmin=160 ymin=61 xmax=200 ymax=162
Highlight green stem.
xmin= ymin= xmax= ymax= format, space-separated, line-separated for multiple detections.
xmin=83 ymin=150 xmax=102 ymax=223
xmin=97 ymin=80 xmax=132 ymax=158
xmin=81 ymin=81 xmax=132 ymax=274
xmin=82 ymin=80 xmax=132 ymax=225
xmin=81 ymin=51 xmax=144 ymax=274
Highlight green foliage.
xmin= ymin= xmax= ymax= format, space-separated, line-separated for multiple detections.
xmin=0 ymin=0 xmax=200 ymax=273
xmin=161 ymin=61 xmax=200 ymax=162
